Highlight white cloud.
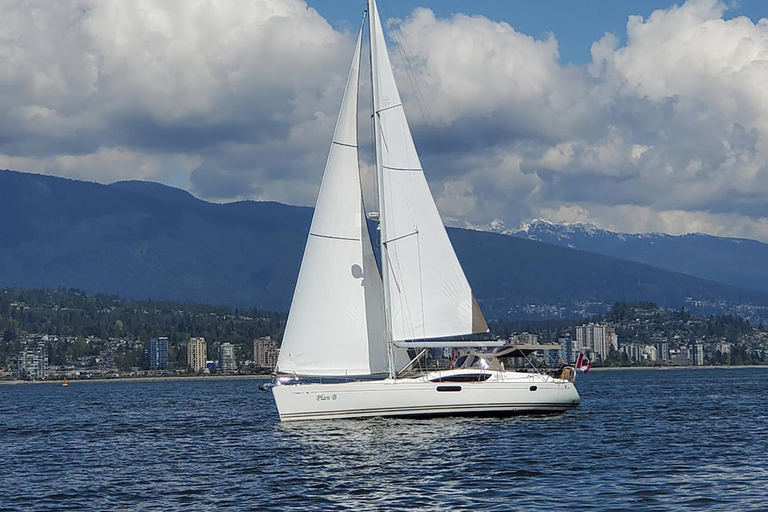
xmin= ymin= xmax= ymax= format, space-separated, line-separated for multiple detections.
xmin=0 ymin=0 xmax=350 ymax=199
xmin=390 ymin=0 xmax=768 ymax=240
xmin=2 ymin=0 xmax=768 ymax=241
xmin=0 ymin=148 xmax=201 ymax=190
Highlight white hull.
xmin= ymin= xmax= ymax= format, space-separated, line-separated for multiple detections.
xmin=271 ymin=370 xmax=580 ymax=422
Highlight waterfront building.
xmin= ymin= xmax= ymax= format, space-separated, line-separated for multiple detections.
xmin=575 ymin=323 xmax=615 ymax=361
xmin=218 ymin=342 xmax=236 ymax=374
xmin=617 ymin=343 xmax=655 ymax=363
xmin=254 ymin=336 xmax=279 ymax=370
xmin=670 ymin=346 xmax=692 ymax=365
xmin=692 ymin=343 xmax=705 ymax=366
xmin=187 ymin=337 xmax=207 ymax=372
xmin=15 ymin=340 xmax=48 ymax=380
xmin=655 ymin=339 xmax=670 ymax=362
xmin=715 ymin=341 xmax=732 ymax=355
xmin=557 ymin=334 xmax=574 ymax=364
xmin=619 ymin=343 xmax=643 ymax=363
xmin=149 ymin=337 xmax=169 ymax=370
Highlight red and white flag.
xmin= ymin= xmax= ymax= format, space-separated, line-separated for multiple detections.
xmin=576 ymin=353 xmax=591 ymax=374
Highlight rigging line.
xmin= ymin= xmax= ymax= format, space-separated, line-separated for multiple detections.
xmin=390 ymin=203 xmax=421 ymax=343
xmin=388 ymin=248 xmax=417 ymax=342
xmin=377 ymin=0 xmax=429 ymax=125
xmin=389 ymin=16 xmax=450 ymax=129
xmin=416 ymin=223 xmax=425 ymax=341
xmin=387 ymin=19 xmax=433 ymax=128
xmin=332 ymin=140 xmax=357 ymax=149
xmin=376 ymin=2 xmax=418 ymax=346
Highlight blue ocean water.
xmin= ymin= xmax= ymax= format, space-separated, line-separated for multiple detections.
xmin=2 ymin=368 xmax=767 ymax=511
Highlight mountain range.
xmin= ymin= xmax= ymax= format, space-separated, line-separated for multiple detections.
xmin=504 ymin=219 xmax=768 ymax=296
xmin=2 ymin=168 xmax=768 ymax=320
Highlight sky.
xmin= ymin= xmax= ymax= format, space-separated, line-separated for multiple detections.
xmin=1 ymin=0 xmax=768 ymax=240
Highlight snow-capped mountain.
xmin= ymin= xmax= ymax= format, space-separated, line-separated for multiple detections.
xmin=507 ymin=219 xmax=618 ymax=247
xmin=501 ymin=219 xmax=768 ymax=295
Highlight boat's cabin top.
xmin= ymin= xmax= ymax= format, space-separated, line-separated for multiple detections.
xmin=422 ymin=367 xmax=500 ymax=383
xmin=428 ymin=371 xmax=492 ymax=383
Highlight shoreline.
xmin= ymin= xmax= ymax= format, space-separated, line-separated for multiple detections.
xmin=590 ymin=364 xmax=768 ymax=371
xmin=3 ymin=365 xmax=768 ymax=384
xmin=0 ymin=374 xmax=273 ymax=385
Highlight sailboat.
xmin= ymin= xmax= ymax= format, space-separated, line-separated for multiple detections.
xmin=270 ymin=0 xmax=580 ymax=421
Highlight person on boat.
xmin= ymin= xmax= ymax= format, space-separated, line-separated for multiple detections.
xmin=552 ymin=359 xmax=567 ymax=379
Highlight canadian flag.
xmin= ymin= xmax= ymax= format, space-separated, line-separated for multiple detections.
xmin=576 ymin=353 xmax=591 ymax=374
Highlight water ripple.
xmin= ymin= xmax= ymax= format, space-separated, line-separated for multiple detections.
xmin=2 ymin=369 xmax=768 ymax=510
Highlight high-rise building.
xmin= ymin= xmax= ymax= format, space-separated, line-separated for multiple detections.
xmin=655 ymin=340 xmax=670 ymax=362
xmin=254 ymin=336 xmax=279 ymax=370
xmin=218 ymin=342 xmax=236 ymax=374
xmin=149 ymin=337 xmax=169 ymax=370
xmin=558 ymin=334 xmax=574 ymax=363
xmin=15 ymin=340 xmax=48 ymax=380
xmin=619 ymin=343 xmax=657 ymax=363
xmin=187 ymin=337 xmax=207 ymax=372
xmin=575 ymin=323 xmax=614 ymax=361
xmin=692 ymin=343 xmax=705 ymax=366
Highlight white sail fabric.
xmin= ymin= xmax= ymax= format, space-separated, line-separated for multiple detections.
xmin=369 ymin=0 xmax=488 ymax=342
xmin=276 ymin=24 xmax=388 ymax=376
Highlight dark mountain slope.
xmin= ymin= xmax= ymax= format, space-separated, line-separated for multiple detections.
xmin=2 ymin=169 xmax=767 ymax=317
xmin=510 ymin=219 xmax=768 ymax=295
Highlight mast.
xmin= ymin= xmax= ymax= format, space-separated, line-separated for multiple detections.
xmin=368 ymin=0 xmax=397 ymax=379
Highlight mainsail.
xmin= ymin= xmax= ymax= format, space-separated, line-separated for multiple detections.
xmin=276 ymin=22 xmax=388 ymax=376
xmin=369 ymin=0 xmax=488 ymax=342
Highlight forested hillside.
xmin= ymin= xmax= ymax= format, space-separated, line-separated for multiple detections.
xmin=1 ymin=287 xmax=285 ymax=369
xmin=4 ymin=169 xmax=768 ymax=320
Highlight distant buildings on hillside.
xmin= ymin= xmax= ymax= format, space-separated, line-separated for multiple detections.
xmin=1 ymin=332 xmax=284 ymax=381
xmin=148 ymin=337 xmax=169 ymax=370
xmin=574 ymin=323 xmax=618 ymax=363
xmin=218 ymin=342 xmax=236 ymax=374
xmin=187 ymin=337 xmax=207 ymax=372
xmin=254 ymin=336 xmax=279 ymax=370
xmin=13 ymin=339 xmax=48 ymax=380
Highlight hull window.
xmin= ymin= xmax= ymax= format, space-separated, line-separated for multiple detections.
xmin=430 ymin=373 xmax=491 ymax=383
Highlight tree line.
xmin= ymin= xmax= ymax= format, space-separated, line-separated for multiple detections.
xmin=1 ymin=287 xmax=285 ymax=370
